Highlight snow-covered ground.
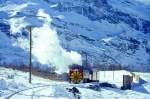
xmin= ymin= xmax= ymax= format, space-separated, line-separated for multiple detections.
xmin=0 ymin=67 xmax=150 ymax=99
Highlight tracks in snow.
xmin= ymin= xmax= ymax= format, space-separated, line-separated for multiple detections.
xmin=6 ymin=84 xmax=55 ymax=99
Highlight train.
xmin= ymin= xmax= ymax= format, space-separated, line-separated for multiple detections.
xmin=69 ymin=64 xmax=99 ymax=84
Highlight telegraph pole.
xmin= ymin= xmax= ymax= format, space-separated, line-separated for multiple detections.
xmin=82 ymin=51 xmax=88 ymax=66
xmin=29 ymin=26 xmax=32 ymax=83
xmin=85 ymin=52 xmax=88 ymax=66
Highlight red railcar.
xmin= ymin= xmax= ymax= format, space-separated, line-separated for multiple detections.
xmin=69 ymin=64 xmax=93 ymax=83
xmin=69 ymin=69 xmax=83 ymax=84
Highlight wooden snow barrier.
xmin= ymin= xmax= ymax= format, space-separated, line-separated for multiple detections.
xmin=121 ymin=75 xmax=133 ymax=90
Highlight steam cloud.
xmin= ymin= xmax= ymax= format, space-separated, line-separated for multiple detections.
xmin=32 ymin=9 xmax=82 ymax=73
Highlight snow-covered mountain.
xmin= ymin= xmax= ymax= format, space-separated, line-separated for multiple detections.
xmin=0 ymin=0 xmax=150 ymax=72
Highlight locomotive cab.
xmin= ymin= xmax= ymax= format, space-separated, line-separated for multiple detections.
xmin=69 ymin=64 xmax=93 ymax=84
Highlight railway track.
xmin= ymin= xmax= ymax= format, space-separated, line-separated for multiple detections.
xmin=6 ymin=84 xmax=86 ymax=99
xmin=5 ymin=82 xmax=102 ymax=99
xmin=6 ymin=84 xmax=54 ymax=99
xmin=6 ymin=84 xmax=80 ymax=99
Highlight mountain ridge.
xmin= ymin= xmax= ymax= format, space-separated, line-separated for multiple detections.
xmin=0 ymin=0 xmax=150 ymax=72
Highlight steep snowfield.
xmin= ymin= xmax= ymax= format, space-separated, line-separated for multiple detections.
xmin=0 ymin=31 xmax=29 ymax=66
xmin=0 ymin=67 xmax=150 ymax=99
xmin=0 ymin=0 xmax=150 ymax=71
xmin=44 ymin=0 xmax=150 ymax=71
xmin=108 ymin=0 xmax=150 ymax=21
xmin=0 ymin=0 xmax=82 ymax=73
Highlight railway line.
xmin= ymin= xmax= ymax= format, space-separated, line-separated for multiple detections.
xmin=6 ymin=84 xmax=83 ymax=99
xmin=6 ymin=84 xmax=55 ymax=99
xmin=6 ymin=83 xmax=96 ymax=99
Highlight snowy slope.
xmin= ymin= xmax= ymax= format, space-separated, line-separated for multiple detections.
xmin=44 ymin=0 xmax=150 ymax=71
xmin=0 ymin=0 xmax=150 ymax=72
xmin=0 ymin=30 xmax=29 ymax=66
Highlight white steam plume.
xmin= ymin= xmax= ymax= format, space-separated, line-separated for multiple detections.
xmin=32 ymin=9 xmax=82 ymax=73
